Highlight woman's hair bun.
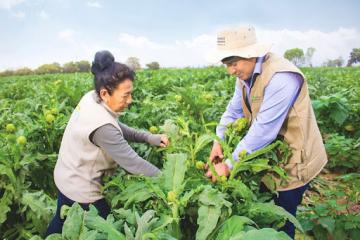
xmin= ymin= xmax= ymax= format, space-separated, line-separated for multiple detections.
xmin=91 ymin=50 xmax=115 ymax=74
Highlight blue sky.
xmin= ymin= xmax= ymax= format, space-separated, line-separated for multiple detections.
xmin=1 ymin=0 xmax=359 ymax=70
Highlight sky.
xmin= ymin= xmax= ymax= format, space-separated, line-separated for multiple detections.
xmin=0 ymin=0 xmax=359 ymax=70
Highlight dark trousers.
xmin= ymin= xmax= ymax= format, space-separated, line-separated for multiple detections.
xmin=260 ymin=183 xmax=309 ymax=239
xmin=45 ymin=190 xmax=110 ymax=237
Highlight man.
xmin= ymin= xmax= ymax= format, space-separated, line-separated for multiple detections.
xmin=206 ymin=26 xmax=328 ymax=238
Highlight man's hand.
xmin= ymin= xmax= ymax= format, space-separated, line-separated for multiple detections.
xmin=159 ymin=135 xmax=170 ymax=148
xmin=209 ymin=141 xmax=224 ymax=163
xmin=205 ymin=162 xmax=230 ymax=182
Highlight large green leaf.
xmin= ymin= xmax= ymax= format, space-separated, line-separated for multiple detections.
xmin=215 ymin=215 xmax=255 ymax=240
xmin=230 ymin=228 xmax=291 ymax=240
xmin=196 ymin=205 xmax=221 ymax=240
xmin=85 ymin=205 xmax=125 ymax=240
xmin=247 ymin=202 xmax=303 ymax=232
xmin=162 ymin=153 xmax=188 ymax=192
xmin=62 ymin=203 xmax=86 ymax=240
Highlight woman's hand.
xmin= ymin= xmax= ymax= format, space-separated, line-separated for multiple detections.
xmin=159 ymin=134 xmax=170 ymax=148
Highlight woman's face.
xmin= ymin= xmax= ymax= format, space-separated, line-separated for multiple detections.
xmin=100 ymin=79 xmax=133 ymax=112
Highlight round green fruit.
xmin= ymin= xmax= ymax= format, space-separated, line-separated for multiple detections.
xmin=195 ymin=161 xmax=205 ymax=170
xmin=17 ymin=136 xmax=27 ymax=145
xmin=45 ymin=114 xmax=55 ymax=123
xmin=219 ymin=176 xmax=227 ymax=183
xmin=175 ymin=95 xmax=182 ymax=102
xmin=167 ymin=191 xmax=176 ymax=202
xmin=149 ymin=126 xmax=158 ymax=134
xmin=6 ymin=123 xmax=16 ymax=133
xmin=345 ymin=124 xmax=355 ymax=132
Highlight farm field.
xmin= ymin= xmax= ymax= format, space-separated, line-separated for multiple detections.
xmin=0 ymin=66 xmax=359 ymax=240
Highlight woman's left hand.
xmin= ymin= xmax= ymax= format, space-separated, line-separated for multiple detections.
xmin=159 ymin=135 xmax=170 ymax=148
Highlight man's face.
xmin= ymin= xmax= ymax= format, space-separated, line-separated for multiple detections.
xmin=224 ymin=57 xmax=256 ymax=81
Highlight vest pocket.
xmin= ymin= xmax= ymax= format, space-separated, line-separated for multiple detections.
xmin=283 ymin=149 xmax=305 ymax=181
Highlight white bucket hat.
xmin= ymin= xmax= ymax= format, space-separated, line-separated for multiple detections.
xmin=209 ymin=26 xmax=272 ymax=63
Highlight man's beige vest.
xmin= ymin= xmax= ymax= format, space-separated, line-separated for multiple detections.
xmin=54 ymin=90 xmax=122 ymax=203
xmin=238 ymin=53 xmax=328 ymax=191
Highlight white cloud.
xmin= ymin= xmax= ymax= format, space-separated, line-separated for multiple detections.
xmin=257 ymin=27 xmax=360 ymax=66
xmin=114 ymin=27 xmax=360 ymax=67
xmin=2 ymin=27 xmax=358 ymax=71
xmin=39 ymin=10 xmax=49 ymax=20
xmin=0 ymin=0 xmax=25 ymax=10
xmin=12 ymin=10 xmax=25 ymax=18
xmin=86 ymin=1 xmax=102 ymax=8
xmin=118 ymin=33 xmax=166 ymax=49
xmin=58 ymin=29 xmax=76 ymax=43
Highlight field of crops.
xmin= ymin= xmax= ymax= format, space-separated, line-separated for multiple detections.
xmin=0 ymin=66 xmax=359 ymax=240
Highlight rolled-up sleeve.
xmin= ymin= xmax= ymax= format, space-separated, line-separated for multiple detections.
xmin=216 ymin=83 xmax=245 ymax=140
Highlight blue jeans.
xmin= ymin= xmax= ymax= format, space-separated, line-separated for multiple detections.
xmin=45 ymin=190 xmax=110 ymax=237
xmin=260 ymin=183 xmax=309 ymax=239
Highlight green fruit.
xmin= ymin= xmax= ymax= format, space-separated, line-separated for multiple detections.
xmin=6 ymin=123 xmax=16 ymax=133
xmin=50 ymin=108 xmax=59 ymax=115
xmin=195 ymin=161 xmax=205 ymax=170
xmin=167 ymin=191 xmax=176 ymax=202
xmin=203 ymin=93 xmax=214 ymax=101
xmin=239 ymin=149 xmax=247 ymax=159
xmin=219 ymin=176 xmax=227 ymax=183
xmin=45 ymin=114 xmax=55 ymax=123
xmin=233 ymin=118 xmax=248 ymax=133
xmin=17 ymin=136 xmax=27 ymax=145
xmin=345 ymin=124 xmax=355 ymax=132
xmin=149 ymin=126 xmax=158 ymax=134
xmin=175 ymin=95 xmax=182 ymax=102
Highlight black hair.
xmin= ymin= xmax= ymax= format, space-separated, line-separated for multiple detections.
xmin=91 ymin=50 xmax=135 ymax=96
xmin=221 ymin=56 xmax=243 ymax=64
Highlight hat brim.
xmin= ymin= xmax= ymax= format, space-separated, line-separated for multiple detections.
xmin=206 ymin=42 xmax=273 ymax=64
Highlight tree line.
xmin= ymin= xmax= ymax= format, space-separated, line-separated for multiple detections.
xmin=284 ymin=48 xmax=360 ymax=67
xmin=0 ymin=58 xmax=161 ymax=77
xmin=1 ymin=48 xmax=359 ymax=77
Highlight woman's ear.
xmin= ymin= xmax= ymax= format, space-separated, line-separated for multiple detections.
xmin=99 ymin=88 xmax=110 ymax=103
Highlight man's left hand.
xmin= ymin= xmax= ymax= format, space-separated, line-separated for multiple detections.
xmin=205 ymin=162 xmax=230 ymax=182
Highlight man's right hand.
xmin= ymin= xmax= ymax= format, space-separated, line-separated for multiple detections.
xmin=208 ymin=141 xmax=224 ymax=164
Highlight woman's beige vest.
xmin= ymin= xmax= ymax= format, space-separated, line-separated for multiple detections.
xmin=54 ymin=91 xmax=122 ymax=203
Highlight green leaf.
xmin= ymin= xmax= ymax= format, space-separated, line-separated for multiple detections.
xmin=134 ymin=210 xmax=158 ymax=239
xmin=198 ymin=186 xmax=232 ymax=212
xmin=0 ymin=190 xmax=12 ymax=224
xmin=249 ymin=158 xmax=270 ymax=173
xmin=261 ymin=175 xmax=276 ymax=192
xmin=318 ymin=216 xmax=335 ymax=234
xmin=62 ymin=203 xmax=86 ymax=240
xmin=162 ymin=153 xmax=188 ymax=192
xmin=85 ymin=205 xmax=125 ymax=240
xmin=196 ymin=205 xmax=221 ymax=240
xmin=247 ymin=202 xmax=303 ymax=232
xmin=45 ymin=234 xmax=63 ymax=240
xmin=215 ymin=215 xmax=255 ymax=240
xmin=225 ymin=179 xmax=255 ymax=202
xmin=230 ymin=228 xmax=291 ymax=240
xmin=193 ymin=134 xmax=214 ymax=157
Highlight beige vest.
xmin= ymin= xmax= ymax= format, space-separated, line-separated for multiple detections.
xmin=238 ymin=53 xmax=328 ymax=191
xmin=54 ymin=90 xmax=122 ymax=203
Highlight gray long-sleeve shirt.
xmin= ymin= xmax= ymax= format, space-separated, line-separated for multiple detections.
xmin=90 ymin=122 xmax=161 ymax=176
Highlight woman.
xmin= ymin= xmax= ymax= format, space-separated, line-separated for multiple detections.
xmin=46 ymin=50 xmax=169 ymax=235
